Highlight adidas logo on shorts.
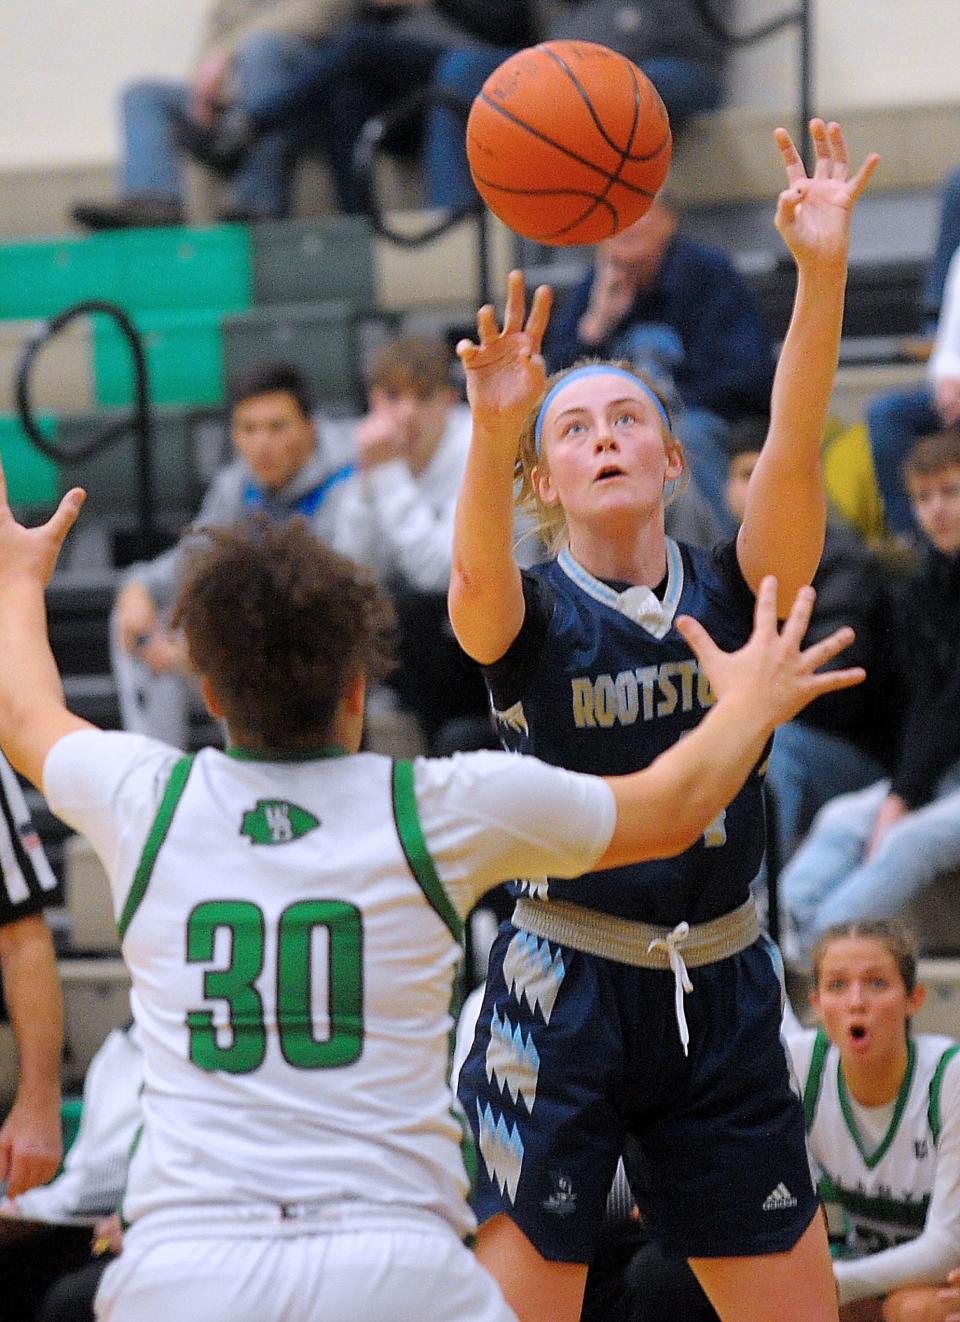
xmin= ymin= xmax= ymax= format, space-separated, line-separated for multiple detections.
xmin=762 ymin=1182 xmax=798 ymax=1212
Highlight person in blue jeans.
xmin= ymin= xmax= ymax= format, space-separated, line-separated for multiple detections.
xmin=71 ymin=0 xmax=361 ymax=229
xmin=179 ymin=0 xmax=538 ymax=215
xmin=426 ymin=0 xmax=727 ymax=212
xmin=781 ymin=428 xmax=960 ymax=962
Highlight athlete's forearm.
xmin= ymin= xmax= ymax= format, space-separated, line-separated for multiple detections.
xmin=738 ymin=262 xmax=842 ymax=608
xmin=0 ymin=576 xmax=88 ymax=787
xmin=448 ymin=426 xmax=525 ymax=664
xmin=599 ymin=691 xmax=771 ymax=867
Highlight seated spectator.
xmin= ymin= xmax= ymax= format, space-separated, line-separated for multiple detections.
xmin=787 ymin=921 xmax=960 ymax=1321
xmin=72 ymin=0 xmax=361 ymax=229
xmin=333 ymin=334 xmax=491 ymax=752
xmin=0 ymin=1024 xmax=142 ymax=1322
xmin=723 ymin=417 xmax=900 ymax=867
xmin=426 ymin=0 xmax=728 ymax=212
xmin=867 ymin=246 xmax=960 ymax=539
xmin=543 ymin=195 xmax=775 ymax=531
xmin=111 ymin=361 xmax=353 ymax=748
xmin=781 ymin=430 xmax=960 ymax=960
xmin=921 ymin=165 xmax=960 ymax=332
xmin=178 ymin=0 xmax=537 ymax=215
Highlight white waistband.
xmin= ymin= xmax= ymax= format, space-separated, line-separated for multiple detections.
xmin=512 ymin=895 xmax=759 ymax=1056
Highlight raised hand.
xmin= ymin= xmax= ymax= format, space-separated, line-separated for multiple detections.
xmin=675 ymin=575 xmax=865 ymax=731
xmin=774 ymin=119 xmax=879 ymax=270
xmin=456 ymin=269 xmax=553 ymax=437
xmin=0 ymin=456 xmax=84 ymax=591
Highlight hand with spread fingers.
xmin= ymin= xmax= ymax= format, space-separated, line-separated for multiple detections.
xmin=0 ymin=458 xmax=84 ymax=592
xmin=676 ymin=575 xmax=865 ymax=733
xmin=773 ymin=118 xmax=879 ymax=270
xmin=457 ymin=269 xmax=553 ymax=441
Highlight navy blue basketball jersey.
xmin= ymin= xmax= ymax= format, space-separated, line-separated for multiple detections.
xmin=483 ymin=538 xmax=765 ymax=924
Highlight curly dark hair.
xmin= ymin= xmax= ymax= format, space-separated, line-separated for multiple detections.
xmin=170 ymin=519 xmax=395 ymax=748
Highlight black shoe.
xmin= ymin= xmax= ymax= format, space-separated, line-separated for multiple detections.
xmin=71 ymin=195 xmax=186 ymax=231
xmin=172 ymin=108 xmax=253 ymax=175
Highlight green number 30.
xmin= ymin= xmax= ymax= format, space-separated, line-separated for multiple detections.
xmin=185 ymin=899 xmax=363 ymax=1073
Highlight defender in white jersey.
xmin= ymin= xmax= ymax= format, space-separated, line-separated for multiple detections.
xmin=788 ymin=921 xmax=960 ymax=1320
xmin=0 ymin=466 xmax=865 ymax=1322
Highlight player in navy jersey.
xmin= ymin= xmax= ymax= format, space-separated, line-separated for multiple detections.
xmin=449 ymin=121 xmax=879 ymax=1322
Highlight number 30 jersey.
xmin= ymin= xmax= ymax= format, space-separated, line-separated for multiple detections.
xmin=43 ymin=729 xmax=614 ymax=1240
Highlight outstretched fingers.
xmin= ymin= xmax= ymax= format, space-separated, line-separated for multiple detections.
xmin=525 ymin=282 xmax=553 ymax=347
xmin=501 ymin=269 xmax=527 ymax=335
xmin=45 ymin=487 xmax=85 ymax=550
xmin=848 ymin=149 xmax=881 ymax=203
xmin=674 ymin=613 xmax=723 ymax=672
xmin=752 ymin=575 xmax=782 ymax=638
xmin=804 ymin=663 xmax=866 ymax=697
xmin=777 ymin=582 xmax=817 ymax=651
xmin=797 ymin=625 xmax=856 ymax=674
xmin=774 ymin=126 xmax=806 ymax=187
xmin=475 ymin=302 xmax=500 ymax=345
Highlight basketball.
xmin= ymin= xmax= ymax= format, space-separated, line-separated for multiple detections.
xmin=465 ymin=40 xmax=672 ymax=247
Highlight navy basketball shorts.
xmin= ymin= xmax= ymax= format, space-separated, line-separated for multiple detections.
xmin=458 ymin=924 xmax=818 ymax=1263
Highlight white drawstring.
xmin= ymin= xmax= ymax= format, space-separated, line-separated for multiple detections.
xmin=647 ymin=922 xmax=694 ymax=1055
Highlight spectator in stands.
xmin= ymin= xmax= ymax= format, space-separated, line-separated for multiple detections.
xmin=333 ymin=333 xmax=490 ymax=752
xmin=425 ymin=0 xmax=728 ymax=212
xmin=867 ymin=245 xmax=960 ymax=539
xmin=0 ymin=1025 xmax=142 ymax=1322
xmin=71 ymin=0 xmax=361 ymax=229
xmin=177 ymin=0 xmax=538 ymax=215
xmin=0 ymin=756 xmax=63 ymax=1201
xmin=723 ymin=417 xmax=901 ymax=868
xmin=111 ymin=361 xmax=353 ymax=749
xmin=781 ymin=429 xmax=960 ymax=961
xmin=921 ymin=165 xmax=960 ymax=330
xmin=544 ymin=194 xmax=775 ymax=532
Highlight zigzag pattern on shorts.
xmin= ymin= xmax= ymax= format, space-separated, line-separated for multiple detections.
xmin=476 ymin=1100 xmax=525 ymax=1204
xmin=503 ymin=929 xmax=566 ymax=1024
xmin=485 ymin=1003 xmax=541 ymax=1113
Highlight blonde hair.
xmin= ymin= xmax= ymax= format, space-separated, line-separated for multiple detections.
xmin=514 ymin=359 xmax=685 ymax=556
xmin=810 ymin=919 xmax=919 ymax=995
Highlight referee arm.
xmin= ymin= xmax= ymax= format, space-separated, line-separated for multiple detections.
xmin=0 ymin=912 xmax=63 ymax=1196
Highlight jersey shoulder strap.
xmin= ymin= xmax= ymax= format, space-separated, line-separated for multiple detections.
xmin=117 ymin=754 xmax=195 ymax=939
xmin=803 ymin=1027 xmax=831 ymax=1132
xmin=928 ymin=1043 xmax=960 ymax=1144
xmin=391 ymin=759 xmax=463 ymax=945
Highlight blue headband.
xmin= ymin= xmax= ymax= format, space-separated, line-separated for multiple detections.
xmin=533 ymin=365 xmax=672 ymax=455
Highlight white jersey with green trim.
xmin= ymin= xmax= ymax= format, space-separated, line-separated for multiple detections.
xmin=789 ymin=1027 xmax=960 ymax=1304
xmin=43 ymin=729 xmax=615 ymax=1241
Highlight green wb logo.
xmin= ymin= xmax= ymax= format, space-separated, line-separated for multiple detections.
xmin=240 ymin=800 xmax=320 ymax=845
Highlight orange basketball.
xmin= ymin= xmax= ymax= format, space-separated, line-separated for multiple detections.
xmin=466 ymin=40 xmax=672 ymax=246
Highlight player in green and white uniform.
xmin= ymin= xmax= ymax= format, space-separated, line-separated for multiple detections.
xmin=788 ymin=920 xmax=960 ymax=1320
xmin=0 ymin=462 xmax=864 ymax=1322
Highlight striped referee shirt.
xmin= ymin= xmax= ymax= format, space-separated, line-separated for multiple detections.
xmin=0 ymin=753 xmax=57 ymax=924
